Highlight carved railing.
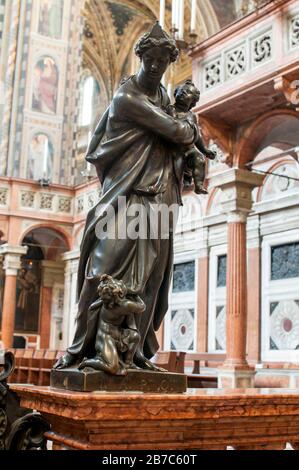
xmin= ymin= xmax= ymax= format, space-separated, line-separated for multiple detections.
xmin=191 ymin=0 xmax=299 ymax=106
xmin=0 ymin=176 xmax=100 ymax=220
xmin=0 ymin=350 xmax=49 ymax=450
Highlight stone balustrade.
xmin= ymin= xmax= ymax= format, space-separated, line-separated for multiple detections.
xmin=191 ymin=0 xmax=299 ymax=109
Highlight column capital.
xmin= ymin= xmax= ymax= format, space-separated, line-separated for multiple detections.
xmin=209 ymin=169 xmax=264 ymax=217
xmin=62 ymin=249 xmax=80 ymax=275
xmin=62 ymin=249 xmax=80 ymax=262
xmin=0 ymin=244 xmax=27 ymax=275
xmin=227 ymin=211 xmax=248 ymax=224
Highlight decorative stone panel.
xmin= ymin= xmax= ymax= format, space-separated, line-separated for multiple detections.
xmin=20 ymin=191 xmax=35 ymax=208
xmin=251 ymin=30 xmax=273 ymax=67
xmin=58 ymin=197 xmax=72 ymax=213
xmin=270 ymin=300 xmax=299 ymax=350
xmin=170 ymin=308 xmax=195 ymax=351
xmin=76 ymin=197 xmax=84 ymax=214
xmin=40 ymin=193 xmax=54 ymax=210
xmin=215 ymin=305 xmax=226 ymax=351
xmin=87 ymin=192 xmax=96 ymax=208
xmin=225 ymin=44 xmax=246 ymax=79
xmin=290 ymin=13 xmax=299 ymax=48
xmin=202 ymin=28 xmax=274 ymax=91
xmin=0 ymin=188 xmax=8 ymax=206
xmin=204 ymin=57 xmax=222 ymax=90
xmin=75 ymin=190 xmax=99 ymax=215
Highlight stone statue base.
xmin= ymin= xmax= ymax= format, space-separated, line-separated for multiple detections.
xmin=11 ymin=384 xmax=299 ymax=450
xmin=50 ymin=368 xmax=187 ymax=393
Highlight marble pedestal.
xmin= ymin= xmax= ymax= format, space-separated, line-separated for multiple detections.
xmin=218 ymin=365 xmax=256 ymax=388
xmin=51 ymin=368 xmax=187 ymax=393
xmin=11 ymin=385 xmax=299 ymax=450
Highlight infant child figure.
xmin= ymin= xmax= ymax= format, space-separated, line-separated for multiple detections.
xmin=167 ymin=80 xmax=216 ymax=194
xmin=79 ymin=274 xmax=145 ymax=376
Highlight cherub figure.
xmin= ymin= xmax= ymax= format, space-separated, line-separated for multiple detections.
xmin=167 ymin=80 xmax=216 ymax=194
xmin=78 ymin=274 xmax=145 ymax=376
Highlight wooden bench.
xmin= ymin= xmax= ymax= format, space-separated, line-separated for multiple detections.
xmin=152 ymin=351 xmax=186 ymax=373
xmin=185 ymin=353 xmax=226 ymax=388
xmin=6 ymin=348 xmax=63 ymax=386
xmin=39 ymin=350 xmax=61 ymax=386
xmin=185 ymin=353 xmax=226 ymax=374
xmin=28 ymin=349 xmax=46 ymax=385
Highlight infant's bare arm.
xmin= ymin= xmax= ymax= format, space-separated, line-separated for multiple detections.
xmin=194 ymin=121 xmax=216 ymax=159
xmin=165 ymin=104 xmax=176 ymax=118
xmin=89 ymin=298 xmax=103 ymax=311
xmin=120 ymin=296 xmax=146 ymax=315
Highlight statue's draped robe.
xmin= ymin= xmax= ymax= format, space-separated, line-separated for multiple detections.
xmin=68 ymin=76 xmax=196 ymax=360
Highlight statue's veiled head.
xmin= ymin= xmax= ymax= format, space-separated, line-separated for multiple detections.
xmin=135 ymin=22 xmax=179 ymax=80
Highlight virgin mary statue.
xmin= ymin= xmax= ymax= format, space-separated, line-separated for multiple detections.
xmin=54 ymin=23 xmax=197 ymax=372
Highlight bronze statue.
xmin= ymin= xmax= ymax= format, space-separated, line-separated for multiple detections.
xmin=167 ymin=80 xmax=216 ymax=194
xmin=78 ymin=274 xmax=145 ymax=375
xmin=54 ymin=22 xmax=201 ymax=376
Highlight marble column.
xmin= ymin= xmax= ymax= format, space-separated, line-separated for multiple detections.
xmin=225 ymin=211 xmax=248 ymax=368
xmin=247 ymin=215 xmax=261 ymax=364
xmin=39 ymin=261 xmax=64 ymax=349
xmin=210 ymin=169 xmax=264 ymax=388
xmin=0 ymin=244 xmax=27 ymax=348
xmin=61 ymin=250 xmax=80 ymax=350
xmin=197 ymin=227 xmax=209 ymax=352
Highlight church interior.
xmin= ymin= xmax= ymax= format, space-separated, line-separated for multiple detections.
xmin=1 ymin=0 xmax=299 ymax=451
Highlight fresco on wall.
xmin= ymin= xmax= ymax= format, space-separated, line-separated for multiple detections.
xmin=15 ymin=264 xmax=41 ymax=333
xmin=38 ymin=0 xmax=63 ymax=39
xmin=32 ymin=57 xmax=59 ymax=114
xmin=27 ymin=133 xmax=54 ymax=181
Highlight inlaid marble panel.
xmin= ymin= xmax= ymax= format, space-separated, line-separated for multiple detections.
xmin=170 ymin=308 xmax=194 ymax=351
xmin=173 ymin=261 xmax=195 ymax=293
xmin=271 ymin=243 xmax=299 ymax=280
xmin=217 ymin=255 xmax=227 ymax=287
xmin=270 ymin=300 xmax=299 ymax=350
xmin=215 ymin=305 xmax=226 ymax=351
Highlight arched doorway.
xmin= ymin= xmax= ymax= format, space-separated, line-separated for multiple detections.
xmin=14 ymin=227 xmax=69 ymax=349
xmin=247 ymin=113 xmax=299 ymax=363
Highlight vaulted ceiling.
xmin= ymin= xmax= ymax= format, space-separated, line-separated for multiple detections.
xmin=81 ymin=0 xmax=237 ymax=105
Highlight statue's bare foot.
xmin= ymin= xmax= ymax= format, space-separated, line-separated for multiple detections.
xmin=195 ymin=185 xmax=208 ymax=195
xmin=78 ymin=357 xmax=128 ymax=376
xmin=134 ymin=353 xmax=167 ymax=372
xmin=53 ymin=352 xmax=76 ymax=370
xmin=78 ymin=357 xmax=103 ymax=371
xmin=126 ymin=363 xmax=140 ymax=370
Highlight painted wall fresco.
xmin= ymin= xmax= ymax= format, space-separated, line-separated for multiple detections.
xmin=32 ymin=57 xmax=59 ymax=114
xmin=27 ymin=133 xmax=54 ymax=181
xmin=38 ymin=0 xmax=63 ymax=39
